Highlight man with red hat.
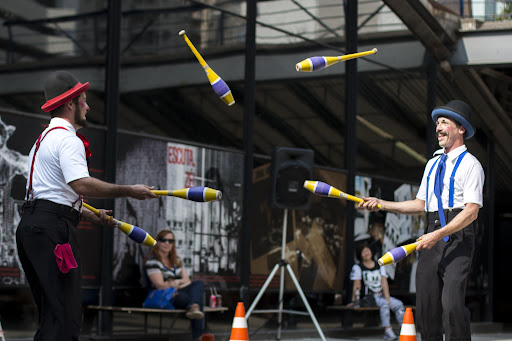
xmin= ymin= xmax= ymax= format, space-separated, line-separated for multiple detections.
xmin=358 ymin=100 xmax=484 ymax=341
xmin=16 ymin=70 xmax=157 ymax=341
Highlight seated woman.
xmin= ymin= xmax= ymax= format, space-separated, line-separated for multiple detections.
xmin=349 ymin=242 xmax=405 ymax=341
xmin=144 ymin=229 xmax=205 ymax=341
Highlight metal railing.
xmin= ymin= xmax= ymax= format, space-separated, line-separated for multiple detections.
xmin=1 ymin=0 xmax=510 ymax=66
xmin=437 ymin=0 xmax=512 ymax=20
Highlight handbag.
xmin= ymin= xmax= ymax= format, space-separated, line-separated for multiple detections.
xmin=360 ymin=295 xmax=376 ymax=307
xmin=143 ymin=287 xmax=176 ymax=309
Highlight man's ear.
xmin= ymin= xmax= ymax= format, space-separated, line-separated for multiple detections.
xmin=65 ymin=99 xmax=74 ymax=110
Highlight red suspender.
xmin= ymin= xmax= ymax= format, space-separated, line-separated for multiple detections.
xmin=26 ymin=127 xmax=69 ymax=200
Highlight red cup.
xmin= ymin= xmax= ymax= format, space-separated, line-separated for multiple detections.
xmin=209 ymin=294 xmax=217 ymax=308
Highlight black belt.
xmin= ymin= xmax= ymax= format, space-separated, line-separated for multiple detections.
xmin=426 ymin=208 xmax=463 ymax=223
xmin=22 ymin=199 xmax=81 ymax=223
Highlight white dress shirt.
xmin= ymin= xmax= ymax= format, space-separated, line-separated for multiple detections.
xmin=416 ymin=145 xmax=484 ymax=212
xmin=26 ymin=117 xmax=90 ymax=210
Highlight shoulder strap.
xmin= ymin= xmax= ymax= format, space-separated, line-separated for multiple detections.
xmin=26 ymin=127 xmax=69 ymax=200
xmin=425 ymin=156 xmax=441 ymax=211
xmin=448 ymin=151 xmax=467 ymax=209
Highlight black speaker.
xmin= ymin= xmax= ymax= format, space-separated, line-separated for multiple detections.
xmin=270 ymin=147 xmax=314 ymax=210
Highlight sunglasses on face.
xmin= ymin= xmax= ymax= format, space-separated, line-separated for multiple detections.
xmin=159 ymin=238 xmax=175 ymax=244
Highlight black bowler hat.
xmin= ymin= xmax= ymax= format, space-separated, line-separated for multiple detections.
xmin=431 ymin=100 xmax=475 ymax=139
xmin=41 ymin=71 xmax=90 ymax=112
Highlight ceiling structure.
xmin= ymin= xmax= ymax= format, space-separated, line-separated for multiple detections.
xmin=0 ymin=0 xmax=511 ymax=201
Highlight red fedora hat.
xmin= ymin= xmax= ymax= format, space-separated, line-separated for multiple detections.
xmin=41 ymin=71 xmax=90 ymax=112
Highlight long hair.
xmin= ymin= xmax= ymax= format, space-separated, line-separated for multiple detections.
xmin=144 ymin=229 xmax=181 ymax=267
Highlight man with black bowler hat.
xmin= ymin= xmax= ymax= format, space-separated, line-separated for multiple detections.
xmin=358 ymin=100 xmax=484 ymax=341
xmin=16 ymin=70 xmax=157 ymax=341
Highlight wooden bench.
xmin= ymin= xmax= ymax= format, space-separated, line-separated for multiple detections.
xmin=326 ymin=305 xmax=415 ymax=329
xmin=86 ymin=305 xmax=228 ymax=335
xmin=327 ymin=304 xmax=416 ymax=311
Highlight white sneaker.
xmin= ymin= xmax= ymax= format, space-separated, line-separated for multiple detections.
xmin=384 ymin=328 xmax=397 ymax=341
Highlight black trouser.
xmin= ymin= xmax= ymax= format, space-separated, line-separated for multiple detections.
xmin=416 ymin=209 xmax=474 ymax=341
xmin=16 ymin=200 xmax=82 ymax=341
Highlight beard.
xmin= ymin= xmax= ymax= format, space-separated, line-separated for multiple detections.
xmin=74 ymin=105 xmax=88 ymax=128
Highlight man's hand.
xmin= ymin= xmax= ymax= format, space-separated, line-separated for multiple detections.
xmin=82 ymin=207 xmax=117 ymax=226
xmin=416 ymin=230 xmax=442 ymax=250
xmin=97 ymin=209 xmax=113 ymax=225
xmin=130 ymin=185 xmax=158 ymax=200
xmin=358 ymin=196 xmax=382 ymax=211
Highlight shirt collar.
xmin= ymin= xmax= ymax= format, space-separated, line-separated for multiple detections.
xmin=433 ymin=145 xmax=467 ymax=162
xmin=433 ymin=148 xmax=444 ymax=156
xmin=445 ymin=145 xmax=467 ymax=161
xmin=48 ymin=117 xmax=76 ymax=134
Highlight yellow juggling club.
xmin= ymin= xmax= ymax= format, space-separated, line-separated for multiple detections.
xmin=179 ymin=30 xmax=235 ymax=106
xmin=82 ymin=202 xmax=156 ymax=247
xmin=303 ymin=180 xmax=381 ymax=209
xmin=296 ymin=48 xmax=378 ymax=72
xmin=378 ymin=242 xmax=419 ymax=266
xmin=152 ymin=186 xmax=222 ymax=202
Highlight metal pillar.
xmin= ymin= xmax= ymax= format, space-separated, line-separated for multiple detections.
xmin=343 ymin=0 xmax=358 ymax=297
xmin=99 ymin=0 xmax=121 ymax=335
xmin=240 ymin=0 xmax=256 ymax=307
xmin=426 ymin=53 xmax=437 ymax=157
xmin=485 ymin=138 xmax=495 ymax=322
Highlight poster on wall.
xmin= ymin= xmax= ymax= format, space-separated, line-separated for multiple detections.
xmin=0 ymin=112 xmax=107 ymax=288
xmin=0 ymin=111 xmax=489 ymax=307
xmin=113 ymin=136 xmax=244 ymax=289
xmin=353 ymin=175 xmax=424 ymax=295
xmin=0 ymin=114 xmax=30 ymax=287
xmin=0 ymin=113 xmax=244 ymax=290
xmin=250 ymin=165 xmax=347 ymax=292
xmin=352 ymin=173 xmax=488 ymax=304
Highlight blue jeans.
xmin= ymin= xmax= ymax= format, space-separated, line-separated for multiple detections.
xmin=374 ymin=293 xmax=405 ymax=328
xmin=173 ymin=280 xmax=204 ymax=339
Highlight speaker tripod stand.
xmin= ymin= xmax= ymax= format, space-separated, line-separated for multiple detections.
xmin=246 ymin=208 xmax=326 ymax=341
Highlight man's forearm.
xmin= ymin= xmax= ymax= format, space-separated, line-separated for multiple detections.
xmin=70 ymin=177 xmax=134 ymax=198
xmin=436 ymin=203 xmax=480 ymax=239
xmin=380 ymin=198 xmax=425 ymax=215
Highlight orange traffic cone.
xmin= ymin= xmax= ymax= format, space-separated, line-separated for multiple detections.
xmin=229 ymin=302 xmax=249 ymax=341
xmin=399 ymin=308 xmax=416 ymax=341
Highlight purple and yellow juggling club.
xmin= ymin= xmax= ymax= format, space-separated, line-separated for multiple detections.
xmin=82 ymin=202 xmax=156 ymax=247
xmin=378 ymin=242 xmax=418 ymax=266
xmin=152 ymin=187 xmax=222 ymax=202
xmin=296 ymin=48 xmax=378 ymax=72
xmin=179 ymin=30 xmax=235 ymax=106
xmin=303 ymin=180 xmax=381 ymax=208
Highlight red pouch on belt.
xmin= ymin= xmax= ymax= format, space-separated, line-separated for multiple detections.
xmin=54 ymin=243 xmax=78 ymax=273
